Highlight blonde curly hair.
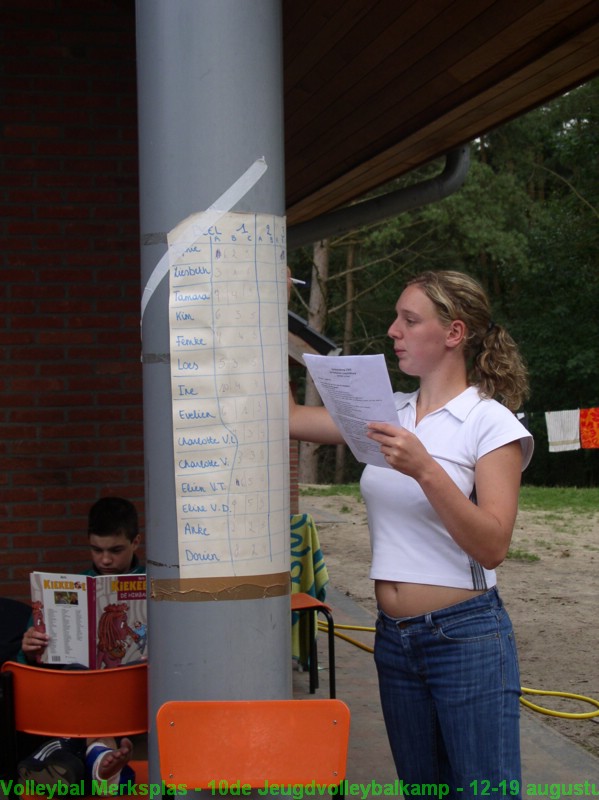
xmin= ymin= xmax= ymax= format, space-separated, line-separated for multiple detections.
xmin=407 ymin=270 xmax=529 ymax=411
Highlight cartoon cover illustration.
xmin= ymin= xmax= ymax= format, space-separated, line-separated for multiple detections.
xmin=96 ymin=602 xmax=142 ymax=668
xmin=29 ymin=572 xmax=147 ymax=669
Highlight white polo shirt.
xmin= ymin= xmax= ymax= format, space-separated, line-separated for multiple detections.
xmin=360 ymin=386 xmax=534 ymax=590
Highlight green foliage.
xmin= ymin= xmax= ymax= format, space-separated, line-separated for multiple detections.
xmin=300 ymin=483 xmax=599 ymax=515
xmin=289 ymin=78 xmax=599 ymax=486
xmin=519 ymin=485 xmax=599 ymax=514
xmin=505 ymin=549 xmax=540 ymax=562
xmin=299 ymin=484 xmax=363 ymax=499
xmin=420 ymin=161 xmax=533 ymax=281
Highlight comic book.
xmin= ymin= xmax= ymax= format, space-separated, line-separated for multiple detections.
xmin=29 ymin=571 xmax=147 ymax=669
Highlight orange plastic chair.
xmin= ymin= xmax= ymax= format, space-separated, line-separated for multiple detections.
xmin=291 ymin=592 xmax=336 ymax=697
xmin=0 ymin=661 xmax=148 ymax=795
xmin=156 ymin=698 xmax=350 ymax=791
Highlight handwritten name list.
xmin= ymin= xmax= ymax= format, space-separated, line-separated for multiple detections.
xmin=168 ymin=212 xmax=289 ymax=579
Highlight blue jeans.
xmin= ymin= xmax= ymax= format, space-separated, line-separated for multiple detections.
xmin=374 ymin=587 xmax=522 ymax=799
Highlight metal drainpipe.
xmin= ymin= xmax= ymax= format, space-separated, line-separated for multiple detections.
xmin=287 ymin=145 xmax=470 ymax=250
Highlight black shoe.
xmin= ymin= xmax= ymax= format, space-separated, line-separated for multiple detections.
xmin=18 ymin=739 xmax=85 ymax=787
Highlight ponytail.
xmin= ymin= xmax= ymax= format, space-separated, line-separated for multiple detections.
xmin=408 ymin=271 xmax=530 ymax=411
xmin=471 ymin=323 xmax=529 ymax=411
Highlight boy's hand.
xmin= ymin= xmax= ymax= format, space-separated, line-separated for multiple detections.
xmin=21 ymin=626 xmax=50 ymax=663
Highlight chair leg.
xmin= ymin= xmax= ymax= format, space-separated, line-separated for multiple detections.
xmin=317 ymin=607 xmax=336 ymax=699
xmin=308 ymin=609 xmax=318 ymax=693
xmin=308 ymin=607 xmax=337 ymax=698
xmin=294 ymin=599 xmax=337 ymax=698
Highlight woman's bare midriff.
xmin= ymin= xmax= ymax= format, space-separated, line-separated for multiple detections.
xmin=375 ymin=580 xmax=486 ymax=618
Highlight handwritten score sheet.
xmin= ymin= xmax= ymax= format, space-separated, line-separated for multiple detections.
xmin=303 ymin=354 xmax=399 ymax=468
xmin=168 ymin=212 xmax=289 ymax=578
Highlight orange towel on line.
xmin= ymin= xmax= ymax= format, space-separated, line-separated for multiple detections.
xmin=580 ymin=408 xmax=599 ymax=449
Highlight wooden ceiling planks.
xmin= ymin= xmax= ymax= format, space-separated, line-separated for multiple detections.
xmin=286 ymin=47 xmax=599 ymax=226
xmin=283 ymin=0 xmax=599 ymax=228
xmin=285 ymin=0 xmax=579 ymax=183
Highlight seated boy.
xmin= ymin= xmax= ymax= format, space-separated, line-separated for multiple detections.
xmin=17 ymin=496 xmax=145 ymax=789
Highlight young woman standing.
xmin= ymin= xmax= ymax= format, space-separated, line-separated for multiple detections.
xmin=289 ymin=270 xmax=533 ymax=798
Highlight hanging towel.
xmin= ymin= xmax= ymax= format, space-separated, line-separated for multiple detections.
xmin=290 ymin=512 xmax=329 ymax=666
xmin=580 ymin=408 xmax=599 ymax=449
xmin=545 ymin=409 xmax=580 ymax=451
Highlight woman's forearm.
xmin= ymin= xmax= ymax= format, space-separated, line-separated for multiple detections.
xmin=289 ymin=388 xmax=345 ymax=445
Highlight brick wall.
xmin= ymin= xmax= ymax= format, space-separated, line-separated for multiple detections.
xmin=1 ymin=0 xmax=143 ymax=600
xmin=1 ymin=0 xmax=300 ymax=602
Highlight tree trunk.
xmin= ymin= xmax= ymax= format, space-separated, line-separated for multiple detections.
xmin=334 ymin=243 xmax=356 ymax=483
xmin=299 ymin=240 xmax=329 ymax=484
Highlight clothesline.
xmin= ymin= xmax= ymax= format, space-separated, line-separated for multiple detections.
xmin=544 ymin=408 xmax=599 ymax=451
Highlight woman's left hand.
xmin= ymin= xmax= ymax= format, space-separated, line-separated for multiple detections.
xmin=366 ymin=422 xmax=432 ymax=478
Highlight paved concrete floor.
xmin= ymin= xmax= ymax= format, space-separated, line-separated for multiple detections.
xmin=300 ymin=584 xmax=599 ymax=791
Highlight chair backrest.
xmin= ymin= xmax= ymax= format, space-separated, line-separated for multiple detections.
xmin=0 ymin=660 xmax=148 ymax=738
xmin=156 ymin=699 xmax=350 ymax=788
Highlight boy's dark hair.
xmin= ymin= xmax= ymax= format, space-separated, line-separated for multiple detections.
xmin=87 ymin=497 xmax=139 ymax=542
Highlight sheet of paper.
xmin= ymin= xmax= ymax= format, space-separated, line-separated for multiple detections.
xmin=168 ymin=211 xmax=289 ymax=579
xmin=30 ymin=572 xmax=90 ymax=667
xmin=303 ymin=354 xmax=398 ymax=468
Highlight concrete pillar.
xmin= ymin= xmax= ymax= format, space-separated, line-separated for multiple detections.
xmin=135 ymin=0 xmax=289 ymax=782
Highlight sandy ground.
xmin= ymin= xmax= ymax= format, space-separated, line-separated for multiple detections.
xmin=299 ymin=489 xmax=599 ymax=760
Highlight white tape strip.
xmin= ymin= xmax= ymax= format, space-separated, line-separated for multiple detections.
xmin=140 ymin=157 xmax=268 ymax=320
